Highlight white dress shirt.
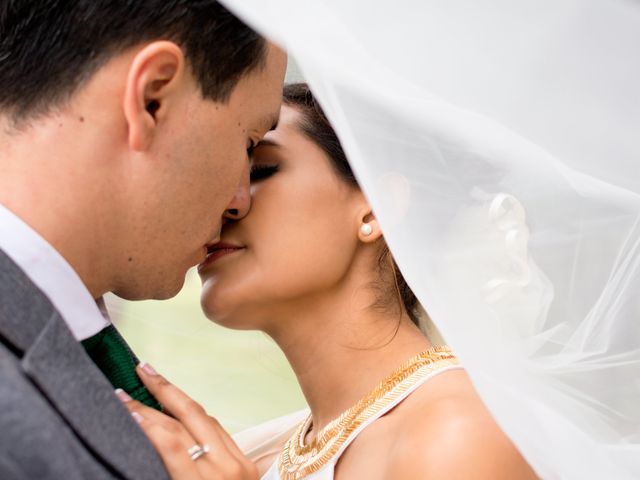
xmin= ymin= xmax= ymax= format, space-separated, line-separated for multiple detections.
xmin=0 ymin=203 xmax=109 ymax=340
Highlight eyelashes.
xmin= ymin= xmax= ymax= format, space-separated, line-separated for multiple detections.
xmin=250 ymin=164 xmax=279 ymax=183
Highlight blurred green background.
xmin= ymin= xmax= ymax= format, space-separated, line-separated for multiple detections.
xmin=106 ymin=269 xmax=307 ymax=434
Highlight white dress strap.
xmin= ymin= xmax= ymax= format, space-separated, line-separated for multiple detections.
xmin=263 ymin=354 xmax=461 ymax=480
xmin=323 ymin=363 xmax=462 ymax=468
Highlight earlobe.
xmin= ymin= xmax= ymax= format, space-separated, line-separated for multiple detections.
xmin=358 ymin=211 xmax=383 ymax=243
xmin=122 ymin=41 xmax=185 ymax=152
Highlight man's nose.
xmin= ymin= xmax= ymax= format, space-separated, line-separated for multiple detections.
xmin=223 ymin=164 xmax=251 ymax=222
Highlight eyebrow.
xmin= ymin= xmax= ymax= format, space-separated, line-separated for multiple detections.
xmin=256 ymin=138 xmax=281 ymax=148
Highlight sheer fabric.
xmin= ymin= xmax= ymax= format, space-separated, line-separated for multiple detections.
xmin=221 ymin=1 xmax=640 ymax=478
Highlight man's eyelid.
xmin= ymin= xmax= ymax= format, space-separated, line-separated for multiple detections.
xmin=247 ymin=138 xmax=258 ymax=164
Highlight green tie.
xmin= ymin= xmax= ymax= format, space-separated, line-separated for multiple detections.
xmin=82 ymin=324 xmax=162 ymax=411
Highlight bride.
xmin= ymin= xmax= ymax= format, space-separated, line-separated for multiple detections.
xmin=118 ymin=83 xmax=537 ymax=479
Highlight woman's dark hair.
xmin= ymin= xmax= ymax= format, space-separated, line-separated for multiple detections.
xmin=283 ymin=83 xmax=420 ymax=326
xmin=0 ymin=1 xmax=266 ymax=121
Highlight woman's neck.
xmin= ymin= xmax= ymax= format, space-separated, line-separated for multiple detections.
xmin=268 ymin=294 xmax=432 ymax=434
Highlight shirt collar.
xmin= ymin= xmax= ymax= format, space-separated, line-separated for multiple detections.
xmin=0 ymin=203 xmax=109 ymax=340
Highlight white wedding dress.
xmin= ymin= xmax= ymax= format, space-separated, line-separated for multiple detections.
xmin=225 ymin=1 xmax=640 ymax=478
xmin=237 ymin=353 xmax=461 ymax=480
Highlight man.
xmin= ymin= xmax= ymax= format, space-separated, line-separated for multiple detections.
xmin=0 ymin=1 xmax=286 ymax=478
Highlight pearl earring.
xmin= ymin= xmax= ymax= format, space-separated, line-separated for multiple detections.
xmin=360 ymin=223 xmax=373 ymax=236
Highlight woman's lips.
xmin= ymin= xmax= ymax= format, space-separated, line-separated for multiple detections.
xmin=198 ymin=243 xmax=244 ymax=272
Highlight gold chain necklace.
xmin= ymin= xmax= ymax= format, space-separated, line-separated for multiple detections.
xmin=278 ymin=346 xmax=458 ymax=480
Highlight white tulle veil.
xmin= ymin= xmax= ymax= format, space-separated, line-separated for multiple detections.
xmin=221 ymin=1 xmax=640 ymax=478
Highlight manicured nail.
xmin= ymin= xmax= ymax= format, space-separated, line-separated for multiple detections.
xmin=131 ymin=411 xmax=144 ymax=424
xmin=139 ymin=361 xmax=158 ymax=376
xmin=115 ymin=388 xmax=132 ymax=402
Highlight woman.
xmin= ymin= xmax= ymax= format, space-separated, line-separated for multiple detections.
xmin=118 ymin=84 xmax=537 ymax=479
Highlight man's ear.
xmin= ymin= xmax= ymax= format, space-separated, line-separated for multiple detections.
xmin=123 ymin=41 xmax=186 ymax=151
xmin=357 ymin=209 xmax=383 ymax=243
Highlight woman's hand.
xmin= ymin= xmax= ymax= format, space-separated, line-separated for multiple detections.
xmin=116 ymin=362 xmax=259 ymax=480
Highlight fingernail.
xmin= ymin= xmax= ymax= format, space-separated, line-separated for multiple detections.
xmin=139 ymin=361 xmax=158 ymax=376
xmin=115 ymin=388 xmax=132 ymax=402
xmin=131 ymin=411 xmax=144 ymax=424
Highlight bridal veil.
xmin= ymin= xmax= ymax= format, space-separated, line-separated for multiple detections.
xmin=222 ymin=1 xmax=640 ymax=478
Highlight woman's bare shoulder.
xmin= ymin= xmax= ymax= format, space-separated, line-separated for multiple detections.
xmin=383 ymin=369 xmax=538 ymax=479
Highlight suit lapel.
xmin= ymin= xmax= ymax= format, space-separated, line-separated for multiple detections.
xmin=22 ymin=313 xmax=168 ymax=480
xmin=0 ymin=249 xmax=168 ymax=480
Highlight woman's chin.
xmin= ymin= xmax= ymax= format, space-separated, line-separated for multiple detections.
xmin=200 ymin=293 xmax=228 ymax=323
xmin=199 ymin=276 xmax=269 ymax=330
xmin=199 ymin=293 xmax=256 ymax=330
xmin=200 ymin=277 xmax=228 ymax=314
xmin=204 ymin=310 xmax=260 ymax=331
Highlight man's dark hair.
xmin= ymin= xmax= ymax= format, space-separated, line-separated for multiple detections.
xmin=0 ymin=1 xmax=267 ymax=121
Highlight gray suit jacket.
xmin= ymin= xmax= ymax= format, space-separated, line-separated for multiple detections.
xmin=0 ymin=249 xmax=169 ymax=480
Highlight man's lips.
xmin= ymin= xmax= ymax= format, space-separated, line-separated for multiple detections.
xmin=198 ymin=242 xmax=245 ymax=271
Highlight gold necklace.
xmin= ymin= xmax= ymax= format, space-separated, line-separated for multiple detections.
xmin=278 ymin=346 xmax=459 ymax=479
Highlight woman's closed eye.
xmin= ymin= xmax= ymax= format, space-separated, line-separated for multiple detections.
xmin=250 ymin=164 xmax=279 ymax=183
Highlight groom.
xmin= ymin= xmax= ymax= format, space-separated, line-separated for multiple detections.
xmin=0 ymin=1 xmax=285 ymax=479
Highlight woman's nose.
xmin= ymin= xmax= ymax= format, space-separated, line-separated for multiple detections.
xmin=223 ymin=166 xmax=251 ymax=221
